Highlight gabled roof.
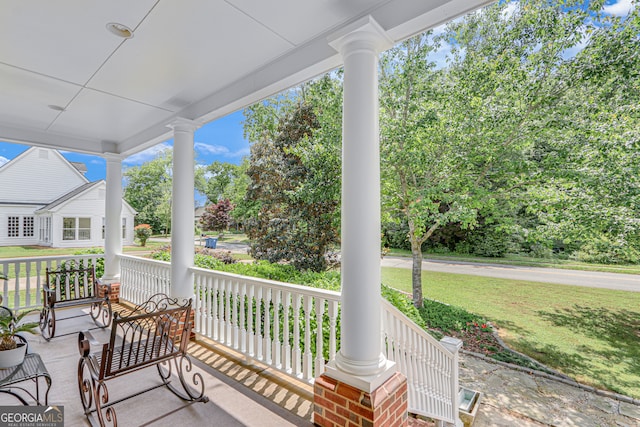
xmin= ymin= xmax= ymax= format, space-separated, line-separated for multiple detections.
xmin=35 ymin=181 xmax=101 ymax=213
xmin=35 ymin=180 xmax=137 ymax=215
xmin=0 ymin=147 xmax=89 ymax=184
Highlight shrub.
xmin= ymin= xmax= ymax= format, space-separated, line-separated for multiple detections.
xmin=72 ymin=248 xmax=105 ymax=278
xmin=134 ymin=224 xmax=153 ymax=247
xmin=571 ymin=236 xmax=640 ymax=265
xmin=419 ymin=299 xmax=488 ymax=334
xmin=382 ymin=285 xmax=425 ymax=328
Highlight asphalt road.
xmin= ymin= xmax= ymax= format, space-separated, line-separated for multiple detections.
xmin=184 ymin=238 xmax=640 ymax=293
xmin=381 ymin=256 xmax=640 ymax=292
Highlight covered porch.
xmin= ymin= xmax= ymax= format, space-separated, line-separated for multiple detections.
xmin=0 ymin=253 xmax=460 ymax=425
xmin=2 ymin=303 xmax=314 ymax=426
xmin=0 ymin=1 xmax=494 ymax=426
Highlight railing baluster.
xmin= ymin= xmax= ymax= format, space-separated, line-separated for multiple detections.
xmin=247 ymin=283 xmax=255 ymax=358
xmin=254 ymin=285 xmax=263 ymax=361
xmin=272 ymin=289 xmax=281 ymax=369
xmin=263 ymin=287 xmax=272 ymax=365
xmin=292 ymin=293 xmax=301 ymax=377
xmin=314 ymin=297 xmax=326 ymax=378
xmin=225 ymin=279 xmax=232 ymax=346
xmin=232 ymin=280 xmax=239 ymax=349
xmin=302 ymin=295 xmax=313 ymax=380
xmin=282 ymin=290 xmax=291 ymax=374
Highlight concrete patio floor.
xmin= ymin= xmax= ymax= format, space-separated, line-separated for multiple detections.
xmin=2 ymin=305 xmax=639 ymax=427
xmin=0 ymin=306 xmax=313 ymax=427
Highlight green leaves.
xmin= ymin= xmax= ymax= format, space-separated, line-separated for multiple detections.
xmin=243 ymin=82 xmax=342 ymax=272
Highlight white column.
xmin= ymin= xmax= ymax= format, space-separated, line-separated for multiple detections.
xmin=168 ymin=118 xmax=200 ymax=302
xmin=326 ymin=17 xmax=395 ymax=391
xmin=102 ymin=154 xmax=123 ymax=283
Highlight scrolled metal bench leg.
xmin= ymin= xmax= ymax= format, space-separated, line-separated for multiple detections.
xmin=78 ymin=358 xmax=94 ymax=414
xmin=94 ymin=380 xmax=116 ymax=427
xmin=157 ymin=355 xmax=208 ymax=403
xmin=39 ymin=307 xmax=55 ymax=341
xmin=90 ymin=299 xmax=112 ymax=328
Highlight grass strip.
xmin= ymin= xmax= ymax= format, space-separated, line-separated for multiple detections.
xmin=381 ymin=266 xmax=640 ymax=399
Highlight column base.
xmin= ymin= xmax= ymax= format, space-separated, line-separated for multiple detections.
xmin=314 ymin=370 xmax=408 ymax=427
xmin=98 ymin=282 xmax=120 ymax=303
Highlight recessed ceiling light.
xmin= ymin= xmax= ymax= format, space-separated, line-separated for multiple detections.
xmin=48 ymin=105 xmax=66 ymax=112
xmin=106 ymin=22 xmax=134 ymax=39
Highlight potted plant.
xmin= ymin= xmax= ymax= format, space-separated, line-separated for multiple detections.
xmin=0 ymin=308 xmax=39 ymax=368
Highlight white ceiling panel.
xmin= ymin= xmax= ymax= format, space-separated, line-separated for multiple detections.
xmin=227 ymin=0 xmax=379 ymax=45
xmin=48 ymin=89 xmax=173 ymax=143
xmin=0 ymin=0 xmax=157 ymax=84
xmin=0 ymin=63 xmax=81 ymax=129
xmin=88 ymin=0 xmax=294 ymax=109
xmin=0 ymin=0 xmax=493 ymax=156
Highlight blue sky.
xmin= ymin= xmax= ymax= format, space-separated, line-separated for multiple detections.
xmin=0 ymin=109 xmax=249 ymax=182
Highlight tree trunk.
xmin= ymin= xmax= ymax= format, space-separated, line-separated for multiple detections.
xmin=410 ymin=238 xmax=423 ymax=308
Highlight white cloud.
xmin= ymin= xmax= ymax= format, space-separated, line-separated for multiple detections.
xmin=194 ymin=142 xmax=229 ymax=156
xmin=0 ymin=156 xmax=8 ymax=167
xmin=123 ymin=142 xmax=172 ymax=165
xmin=603 ymin=0 xmax=635 ymax=16
xmin=195 ymin=142 xmax=249 ymax=158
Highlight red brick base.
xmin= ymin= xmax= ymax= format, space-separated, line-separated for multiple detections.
xmin=314 ymin=371 xmax=408 ymax=427
xmin=98 ymin=282 xmax=120 ymax=303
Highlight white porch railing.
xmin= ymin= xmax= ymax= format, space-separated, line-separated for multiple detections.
xmin=119 ymin=254 xmax=171 ymax=305
xmin=382 ymin=299 xmax=460 ymax=425
xmin=0 ymin=254 xmax=102 ymax=311
xmin=114 ymin=255 xmax=461 ymax=424
xmin=190 ymin=266 xmax=341 ymax=382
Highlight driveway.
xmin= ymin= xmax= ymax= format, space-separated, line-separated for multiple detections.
xmin=381 ymin=256 xmax=640 ymax=292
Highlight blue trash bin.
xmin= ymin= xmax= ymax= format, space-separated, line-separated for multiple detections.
xmin=205 ymin=237 xmax=218 ymax=249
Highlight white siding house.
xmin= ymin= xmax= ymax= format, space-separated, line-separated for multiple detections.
xmin=0 ymin=147 xmax=135 ymax=247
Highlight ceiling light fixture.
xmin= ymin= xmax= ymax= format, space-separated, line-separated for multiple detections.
xmin=106 ymin=22 xmax=134 ymax=39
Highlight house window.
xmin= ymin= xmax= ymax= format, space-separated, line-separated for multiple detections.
xmin=23 ymin=217 xmax=34 ymax=237
xmin=7 ymin=217 xmax=19 ymax=237
xmin=63 ymin=217 xmax=91 ymax=240
xmin=63 ymin=218 xmax=76 ymax=240
xmin=78 ymin=218 xmax=91 ymax=240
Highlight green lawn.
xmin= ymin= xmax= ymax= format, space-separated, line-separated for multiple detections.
xmin=381 ymin=267 xmax=640 ymax=399
xmin=0 ymin=242 xmax=163 ymax=260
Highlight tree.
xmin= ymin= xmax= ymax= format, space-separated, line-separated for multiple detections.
xmin=204 ymin=161 xmax=239 ymax=203
xmin=134 ymin=224 xmax=152 ymax=246
xmin=200 ymin=199 xmax=233 ymax=235
xmin=124 ymin=150 xmax=172 ymax=234
xmin=380 ymin=0 xmax=640 ymax=306
xmin=243 ymin=78 xmax=342 ymax=272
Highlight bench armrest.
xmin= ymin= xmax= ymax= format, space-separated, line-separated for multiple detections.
xmin=78 ymin=330 xmax=101 ymax=357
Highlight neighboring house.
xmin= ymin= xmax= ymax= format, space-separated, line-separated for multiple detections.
xmin=194 ymin=206 xmax=206 ymax=227
xmin=0 ymin=147 xmax=135 ymax=248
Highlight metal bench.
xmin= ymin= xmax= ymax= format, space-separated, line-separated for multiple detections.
xmin=39 ymin=266 xmax=112 ymax=341
xmin=77 ymin=294 xmax=208 ymax=427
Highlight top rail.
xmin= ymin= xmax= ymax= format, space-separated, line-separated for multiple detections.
xmin=0 ymin=254 xmax=102 ymax=311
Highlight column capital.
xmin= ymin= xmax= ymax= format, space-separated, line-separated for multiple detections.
xmin=103 ymin=152 xmax=124 ymax=162
xmin=328 ymin=16 xmax=393 ymax=57
xmin=167 ymin=117 xmax=202 ymax=133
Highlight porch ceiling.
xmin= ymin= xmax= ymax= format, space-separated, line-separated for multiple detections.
xmin=0 ymin=0 xmax=492 ymax=157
